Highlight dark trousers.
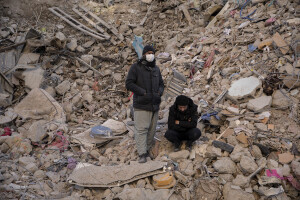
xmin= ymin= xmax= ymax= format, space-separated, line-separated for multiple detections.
xmin=165 ymin=128 xmax=201 ymax=146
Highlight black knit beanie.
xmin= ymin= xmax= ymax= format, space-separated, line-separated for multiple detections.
xmin=142 ymin=45 xmax=155 ymax=55
xmin=175 ymin=95 xmax=189 ymax=106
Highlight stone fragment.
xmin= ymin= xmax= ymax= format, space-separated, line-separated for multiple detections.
xmin=272 ymin=32 xmax=289 ymax=54
xmin=291 ymin=161 xmax=300 ymax=179
xmin=34 ymin=170 xmax=46 ymax=179
xmin=136 ymin=179 xmax=146 ymax=188
xmin=55 ymin=80 xmax=71 ymax=95
xmin=25 ymin=163 xmax=38 ymax=173
xmin=278 ymin=152 xmax=294 ymax=164
xmin=271 ymin=90 xmax=290 ymax=108
xmin=76 ymin=45 xmax=85 ymax=52
xmin=55 ymin=32 xmax=66 ymax=41
xmin=19 ymin=156 xmax=35 ymax=166
xmin=230 ymin=145 xmax=252 ymax=162
xmin=247 ymin=96 xmax=272 ymax=112
xmin=255 ymin=123 xmax=268 ymax=131
xmin=236 ymin=133 xmax=249 ymax=146
xmin=213 ymin=157 xmax=236 ymax=174
xmin=0 ymin=31 xmax=10 ymax=38
xmin=227 ymin=76 xmax=261 ymax=101
xmin=205 ymin=146 xmax=222 ymax=158
xmin=169 ymin=150 xmax=190 ymax=161
xmin=287 ymin=18 xmax=300 ymax=26
xmin=81 ymin=55 xmax=93 ymax=63
xmin=240 ymin=156 xmax=258 ymax=174
xmin=250 ymin=145 xmax=263 ymax=159
xmin=46 ymin=171 xmax=60 ymax=183
xmin=67 ymin=38 xmax=77 ymax=51
xmin=90 ymin=150 xmax=100 ymax=159
xmin=223 ymin=183 xmax=255 ymax=200
xmin=219 ymin=174 xmax=234 ymax=183
xmin=82 ymin=40 xmax=94 ymax=48
xmin=26 ymin=120 xmax=48 ymax=142
xmin=232 ymin=174 xmax=249 ymax=188
xmin=226 ymin=106 xmax=239 ymax=114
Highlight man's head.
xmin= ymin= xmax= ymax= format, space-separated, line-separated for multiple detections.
xmin=175 ymin=95 xmax=189 ymax=112
xmin=142 ymin=45 xmax=155 ymax=62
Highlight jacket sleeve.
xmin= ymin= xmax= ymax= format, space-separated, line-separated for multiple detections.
xmin=158 ymin=69 xmax=164 ymax=96
xmin=126 ymin=64 xmax=146 ymax=96
xmin=179 ymin=106 xmax=198 ymax=128
xmin=168 ymin=108 xmax=186 ymax=132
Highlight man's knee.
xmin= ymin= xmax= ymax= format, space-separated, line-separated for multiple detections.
xmin=190 ymin=128 xmax=201 ymax=139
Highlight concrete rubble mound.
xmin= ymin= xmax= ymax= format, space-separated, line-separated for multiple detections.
xmin=0 ymin=0 xmax=300 ymax=199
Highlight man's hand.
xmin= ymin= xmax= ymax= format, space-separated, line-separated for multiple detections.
xmin=175 ymin=120 xmax=180 ymax=125
xmin=188 ymin=118 xmax=191 ymax=122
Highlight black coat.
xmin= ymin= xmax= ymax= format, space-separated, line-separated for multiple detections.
xmin=126 ymin=59 xmax=164 ymax=112
xmin=168 ymin=97 xmax=198 ymax=132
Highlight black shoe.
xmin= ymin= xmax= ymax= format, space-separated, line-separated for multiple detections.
xmin=186 ymin=142 xmax=193 ymax=151
xmin=174 ymin=143 xmax=181 ymax=152
xmin=138 ymin=154 xmax=147 ymax=163
xmin=146 ymin=151 xmax=154 ymax=160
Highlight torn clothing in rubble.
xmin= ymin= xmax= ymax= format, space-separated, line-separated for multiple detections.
xmin=125 ymin=58 xmax=164 ymax=112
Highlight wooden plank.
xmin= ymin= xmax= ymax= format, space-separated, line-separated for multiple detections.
xmin=206 ymin=2 xmax=230 ymax=29
xmin=48 ymin=7 xmax=107 ymax=40
xmin=78 ymin=5 xmax=124 ymax=41
xmin=272 ymin=32 xmax=289 ymax=55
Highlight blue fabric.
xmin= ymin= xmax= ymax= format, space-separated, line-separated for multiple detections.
xmin=201 ymin=112 xmax=220 ymax=121
xmin=132 ymin=35 xmax=144 ymax=59
xmin=240 ymin=0 xmax=256 ymax=21
xmin=248 ymin=44 xmax=257 ymax=52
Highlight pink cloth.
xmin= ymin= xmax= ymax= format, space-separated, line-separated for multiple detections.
xmin=266 ymin=169 xmax=300 ymax=190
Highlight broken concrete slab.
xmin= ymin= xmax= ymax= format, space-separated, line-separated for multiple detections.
xmin=0 ymin=108 xmax=17 ymax=126
xmin=115 ymin=188 xmax=172 ymax=200
xmin=169 ymin=150 xmax=190 ymax=161
xmin=240 ymin=156 xmax=258 ymax=174
xmin=271 ymin=90 xmax=290 ymax=108
xmin=272 ymin=32 xmax=289 ymax=55
xmin=68 ymin=161 xmax=166 ymax=187
xmin=17 ymin=53 xmax=40 ymax=65
xmin=26 ymin=120 xmax=48 ymax=142
xmin=22 ymin=67 xmax=45 ymax=90
xmin=278 ymin=152 xmax=294 ymax=164
xmin=14 ymin=88 xmax=66 ymax=123
xmin=213 ymin=157 xmax=236 ymax=174
xmin=247 ymin=96 xmax=272 ymax=112
xmin=102 ymin=119 xmax=127 ymax=135
xmin=55 ymin=80 xmax=71 ymax=95
xmin=227 ymin=76 xmax=262 ymax=101
xmin=223 ymin=183 xmax=255 ymax=200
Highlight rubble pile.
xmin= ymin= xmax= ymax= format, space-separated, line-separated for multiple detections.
xmin=0 ymin=0 xmax=300 ymax=199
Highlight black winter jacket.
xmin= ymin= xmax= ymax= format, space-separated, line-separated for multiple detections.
xmin=126 ymin=59 xmax=164 ymax=112
xmin=168 ymin=97 xmax=198 ymax=132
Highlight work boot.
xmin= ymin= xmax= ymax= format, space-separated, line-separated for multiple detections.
xmin=146 ymin=151 xmax=154 ymax=160
xmin=174 ymin=143 xmax=181 ymax=152
xmin=186 ymin=142 xmax=193 ymax=151
xmin=138 ymin=154 xmax=147 ymax=163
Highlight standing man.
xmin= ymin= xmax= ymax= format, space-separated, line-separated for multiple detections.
xmin=165 ymin=95 xmax=201 ymax=151
xmin=126 ymin=45 xmax=164 ymax=163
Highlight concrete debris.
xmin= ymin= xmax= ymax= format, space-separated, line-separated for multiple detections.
xmin=213 ymin=157 xmax=236 ymax=174
xmin=227 ymin=76 xmax=262 ymax=101
xmin=247 ymin=96 xmax=272 ymax=112
xmin=14 ymin=88 xmax=66 ymax=123
xmin=55 ymin=80 xmax=71 ymax=95
xmin=68 ymin=161 xmax=166 ymax=187
xmin=0 ymin=0 xmax=299 ymax=199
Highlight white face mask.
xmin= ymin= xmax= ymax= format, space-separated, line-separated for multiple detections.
xmin=145 ymin=54 xmax=155 ymax=62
